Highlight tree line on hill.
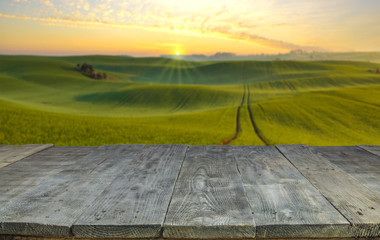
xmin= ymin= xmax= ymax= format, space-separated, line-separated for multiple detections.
xmin=76 ymin=63 xmax=107 ymax=80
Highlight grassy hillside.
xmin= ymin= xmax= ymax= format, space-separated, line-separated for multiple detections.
xmin=252 ymin=86 xmax=380 ymax=145
xmin=0 ymin=55 xmax=379 ymax=145
xmin=62 ymin=56 xmax=380 ymax=85
xmin=0 ymin=99 xmax=240 ymax=145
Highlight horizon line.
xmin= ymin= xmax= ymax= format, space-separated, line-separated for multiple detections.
xmin=1 ymin=50 xmax=380 ymax=58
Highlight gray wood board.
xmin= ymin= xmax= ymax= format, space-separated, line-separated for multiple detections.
xmin=277 ymin=144 xmax=380 ymax=238
xmin=0 ymin=144 xmax=53 ymax=169
xmin=358 ymin=145 xmax=380 ymax=158
xmin=310 ymin=146 xmax=380 ymax=194
xmin=233 ymin=146 xmax=349 ymax=238
xmin=72 ymin=144 xmax=188 ymax=238
xmin=0 ymin=146 xmax=96 ymax=206
xmin=163 ymin=145 xmax=255 ymax=239
xmin=0 ymin=237 xmax=379 ymax=240
xmin=0 ymin=145 xmax=144 ymax=237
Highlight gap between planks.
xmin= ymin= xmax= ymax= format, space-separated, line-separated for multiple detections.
xmin=0 ymin=144 xmax=54 ymax=169
xmin=277 ymin=144 xmax=380 ymax=238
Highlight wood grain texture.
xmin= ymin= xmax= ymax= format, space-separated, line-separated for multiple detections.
xmin=233 ymin=146 xmax=350 ymax=238
xmin=1 ymin=236 xmax=379 ymax=240
xmin=277 ymin=144 xmax=380 ymax=238
xmin=358 ymin=145 xmax=380 ymax=158
xmin=72 ymin=144 xmax=188 ymax=238
xmin=310 ymin=146 xmax=380 ymax=194
xmin=0 ymin=146 xmax=95 ymax=207
xmin=163 ymin=145 xmax=255 ymax=239
xmin=0 ymin=145 xmax=144 ymax=237
xmin=1 ymin=144 xmax=380 ymax=239
xmin=0 ymin=144 xmax=53 ymax=169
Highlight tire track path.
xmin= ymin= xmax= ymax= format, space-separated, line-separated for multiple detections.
xmin=246 ymin=83 xmax=270 ymax=145
xmin=219 ymin=63 xmax=270 ymax=145
xmin=218 ymin=84 xmax=246 ymax=145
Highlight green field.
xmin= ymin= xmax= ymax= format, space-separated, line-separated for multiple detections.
xmin=1 ymin=55 xmax=379 ymax=146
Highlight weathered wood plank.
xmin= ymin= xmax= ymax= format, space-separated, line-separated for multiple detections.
xmin=72 ymin=144 xmax=188 ymax=238
xmin=1 ymin=236 xmax=378 ymax=240
xmin=0 ymin=146 xmax=95 ymax=206
xmin=0 ymin=144 xmax=53 ymax=169
xmin=233 ymin=146 xmax=350 ymax=238
xmin=0 ymin=146 xmax=96 ymax=179
xmin=358 ymin=145 xmax=380 ymax=158
xmin=0 ymin=145 xmax=144 ymax=237
xmin=310 ymin=146 xmax=380 ymax=194
xmin=163 ymin=145 xmax=255 ymax=239
xmin=277 ymin=144 xmax=380 ymax=238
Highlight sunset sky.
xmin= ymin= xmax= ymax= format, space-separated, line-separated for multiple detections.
xmin=0 ymin=0 xmax=379 ymax=56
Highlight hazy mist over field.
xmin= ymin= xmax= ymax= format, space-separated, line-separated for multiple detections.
xmin=0 ymin=0 xmax=379 ymax=146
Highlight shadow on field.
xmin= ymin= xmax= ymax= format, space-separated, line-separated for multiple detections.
xmin=74 ymin=91 xmax=132 ymax=105
xmin=74 ymin=85 xmax=241 ymax=110
xmin=74 ymin=89 xmax=172 ymax=108
xmin=73 ymin=89 xmax=198 ymax=109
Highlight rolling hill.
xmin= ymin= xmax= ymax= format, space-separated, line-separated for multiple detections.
xmin=1 ymin=55 xmax=379 ymax=146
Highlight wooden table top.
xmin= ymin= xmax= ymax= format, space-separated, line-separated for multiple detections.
xmin=0 ymin=144 xmax=379 ymax=239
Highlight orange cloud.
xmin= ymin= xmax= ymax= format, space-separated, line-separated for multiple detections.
xmin=0 ymin=11 xmax=321 ymax=52
xmin=3 ymin=0 xmax=380 ymax=54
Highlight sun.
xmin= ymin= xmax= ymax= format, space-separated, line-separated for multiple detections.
xmin=176 ymin=51 xmax=180 ymax=56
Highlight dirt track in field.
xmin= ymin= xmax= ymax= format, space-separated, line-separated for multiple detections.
xmin=246 ymin=84 xmax=270 ymax=145
xmin=218 ymin=84 xmax=246 ymax=145
xmin=219 ymin=63 xmax=270 ymax=145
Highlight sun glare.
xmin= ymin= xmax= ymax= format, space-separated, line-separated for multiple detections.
xmin=176 ymin=51 xmax=180 ymax=55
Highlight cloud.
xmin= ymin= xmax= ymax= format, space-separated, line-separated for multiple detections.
xmin=0 ymin=13 xmax=32 ymax=20
xmin=0 ymin=11 xmax=318 ymax=52
xmin=40 ymin=0 xmax=53 ymax=7
xmin=39 ymin=21 xmax=100 ymax=30
xmin=0 ymin=0 xmax=329 ymax=52
xmin=0 ymin=12 xmax=134 ymax=28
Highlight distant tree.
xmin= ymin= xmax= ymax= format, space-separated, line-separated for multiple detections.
xmin=77 ymin=63 xmax=106 ymax=80
xmin=88 ymin=65 xmax=94 ymax=73
xmin=80 ymin=63 xmax=88 ymax=72
xmin=95 ymin=72 xmax=103 ymax=79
